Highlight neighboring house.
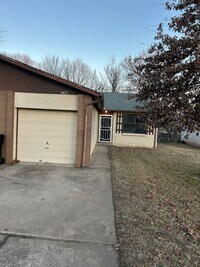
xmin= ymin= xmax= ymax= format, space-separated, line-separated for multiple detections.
xmin=181 ymin=131 xmax=200 ymax=147
xmin=0 ymin=55 xmax=157 ymax=167
xmin=99 ymin=93 xmax=157 ymax=148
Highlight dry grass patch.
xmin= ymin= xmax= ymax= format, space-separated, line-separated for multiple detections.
xmin=110 ymin=143 xmax=200 ymax=267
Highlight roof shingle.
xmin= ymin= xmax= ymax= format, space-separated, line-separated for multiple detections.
xmin=103 ymin=92 xmax=145 ymax=111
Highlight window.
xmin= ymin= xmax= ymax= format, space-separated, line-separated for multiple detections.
xmin=122 ymin=113 xmax=146 ymax=134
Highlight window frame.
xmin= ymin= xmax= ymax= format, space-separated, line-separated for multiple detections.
xmin=122 ymin=113 xmax=147 ymax=135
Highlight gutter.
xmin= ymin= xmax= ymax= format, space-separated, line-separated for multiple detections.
xmin=82 ymin=97 xmax=103 ymax=167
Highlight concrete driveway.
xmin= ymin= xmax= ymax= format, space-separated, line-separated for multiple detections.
xmin=0 ymin=145 xmax=118 ymax=267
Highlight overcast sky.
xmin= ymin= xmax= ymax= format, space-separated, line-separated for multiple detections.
xmin=0 ymin=0 xmax=171 ymax=71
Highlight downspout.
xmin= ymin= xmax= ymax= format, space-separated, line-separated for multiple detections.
xmin=153 ymin=127 xmax=158 ymax=148
xmin=82 ymin=97 xmax=102 ymax=167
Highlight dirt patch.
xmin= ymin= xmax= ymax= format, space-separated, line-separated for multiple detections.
xmin=110 ymin=143 xmax=200 ymax=267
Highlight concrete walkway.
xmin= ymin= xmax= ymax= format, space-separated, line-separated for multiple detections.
xmin=0 ymin=145 xmax=118 ymax=267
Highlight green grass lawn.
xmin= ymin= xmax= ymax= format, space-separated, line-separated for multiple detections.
xmin=110 ymin=143 xmax=200 ymax=267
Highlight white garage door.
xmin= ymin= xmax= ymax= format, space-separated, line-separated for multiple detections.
xmin=17 ymin=109 xmax=77 ymax=164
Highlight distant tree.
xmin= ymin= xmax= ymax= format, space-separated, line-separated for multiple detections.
xmin=2 ymin=52 xmax=35 ymax=66
xmin=38 ymin=54 xmax=62 ymax=76
xmin=121 ymin=51 xmax=148 ymax=93
xmin=39 ymin=54 xmax=98 ymax=89
xmin=0 ymin=27 xmax=5 ymax=45
xmin=99 ymin=56 xmax=124 ymax=92
xmin=134 ymin=0 xmax=200 ymax=131
xmin=61 ymin=58 xmax=98 ymax=89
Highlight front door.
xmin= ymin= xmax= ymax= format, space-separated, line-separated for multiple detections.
xmin=99 ymin=115 xmax=112 ymax=142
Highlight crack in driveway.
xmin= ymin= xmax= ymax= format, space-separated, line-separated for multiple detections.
xmin=0 ymin=235 xmax=9 ymax=249
xmin=0 ymin=231 xmax=115 ymax=247
xmin=0 ymin=231 xmax=116 ymax=250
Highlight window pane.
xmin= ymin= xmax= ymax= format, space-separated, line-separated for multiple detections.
xmin=135 ymin=123 xmax=146 ymax=134
xmin=123 ymin=114 xmax=135 ymax=123
xmin=136 ymin=115 xmax=143 ymax=123
xmin=123 ymin=124 xmax=135 ymax=133
xmin=122 ymin=113 xmax=146 ymax=134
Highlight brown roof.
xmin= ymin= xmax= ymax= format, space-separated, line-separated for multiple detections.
xmin=0 ymin=54 xmax=100 ymax=97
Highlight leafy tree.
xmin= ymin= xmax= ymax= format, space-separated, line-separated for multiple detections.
xmin=135 ymin=0 xmax=200 ymax=131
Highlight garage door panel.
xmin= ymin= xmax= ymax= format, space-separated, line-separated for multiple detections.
xmin=19 ymin=112 xmax=77 ymax=120
xmin=18 ymin=144 xmax=77 ymax=152
xmin=18 ymin=119 xmax=77 ymax=128
xmin=18 ymin=131 xmax=77 ymax=139
xmin=17 ymin=156 xmax=75 ymax=165
xmin=18 ymin=138 xmax=77 ymax=145
xmin=17 ymin=153 xmax=75 ymax=163
xmin=17 ymin=109 xmax=77 ymax=164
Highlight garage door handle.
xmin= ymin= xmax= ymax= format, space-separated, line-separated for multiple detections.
xmin=44 ymin=147 xmax=50 ymax=149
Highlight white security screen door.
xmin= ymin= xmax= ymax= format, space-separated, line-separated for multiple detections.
xmin=99 ymin=115 xmax=112 ymax=142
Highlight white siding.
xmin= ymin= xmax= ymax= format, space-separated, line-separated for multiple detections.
xmin=181 ymin=131 xmax=200 ymax=147
xmin=112 ymin=112 xmax=157 ymax=148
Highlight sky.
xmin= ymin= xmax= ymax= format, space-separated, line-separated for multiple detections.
xmin=0 ymin=0 xmax=171 ymax=71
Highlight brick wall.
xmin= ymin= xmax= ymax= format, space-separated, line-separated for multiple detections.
xmin=0 ymin=91 xmax=14 ymax=163
xmin=75 ymin=94 xmax=93 ymax=167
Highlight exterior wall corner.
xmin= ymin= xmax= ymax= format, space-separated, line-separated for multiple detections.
xmin=75 ymin=94 xmax=93 ymax=167
xmin=0 ymin=91 xmax=14 ymax=164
